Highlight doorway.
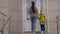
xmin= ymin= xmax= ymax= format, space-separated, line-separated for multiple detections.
xmin=22 ymin=0 xmax=48 ymax=32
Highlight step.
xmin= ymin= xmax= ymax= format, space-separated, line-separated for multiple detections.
xmin=12 ymin=31 xmax=48 ymax=34
xmin=23 ymin=31 xmax=41 ymax=34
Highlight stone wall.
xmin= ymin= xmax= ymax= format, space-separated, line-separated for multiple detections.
xmin=48 ymin=0 xmax=58 ymax=34
xmin=10 ymin=0 xmax=22 ymax=34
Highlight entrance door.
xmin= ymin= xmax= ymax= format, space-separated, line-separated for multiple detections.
xmin=22 ymin=0 xmax=48 ymax=32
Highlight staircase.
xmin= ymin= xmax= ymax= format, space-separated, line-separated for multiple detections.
xmin=0 ymin=12 xmax=11 ymax=34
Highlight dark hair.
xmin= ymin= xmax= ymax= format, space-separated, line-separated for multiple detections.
xmin=31 ymin=1 xmax=35 ymax=5
xmin=31 ymin=1 xmax=35 ymax=13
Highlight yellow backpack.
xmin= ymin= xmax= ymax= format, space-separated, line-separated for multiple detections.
xmin=39 ymin=14 xmax=47 ymax=24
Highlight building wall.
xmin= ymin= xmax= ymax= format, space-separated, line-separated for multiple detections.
xmin=10 ymin=0 xmax=22 ymax=34
xmin=0 ymin=0 xmax=59 ymax=34
xmin=0 ymin=0 xmax=9 ymax=17
xmin=48 ymin=0 xmax=58 ymax=34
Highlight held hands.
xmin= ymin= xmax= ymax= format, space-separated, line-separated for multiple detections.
xmin=27 ymin=17 xmax=39 ymax=20
xmin=27 ymin=18 xmax=30 ymax=20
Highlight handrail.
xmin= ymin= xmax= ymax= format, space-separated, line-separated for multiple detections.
xmin=0 ymin=11 xmax=10 ymax=34
xmin=0 ymin=12 xmax=7 ymax=17
xmin=4 ymin=16 xmax=10 ymax=26
xmin=3 ymin=16 xmax=11 ymax=34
